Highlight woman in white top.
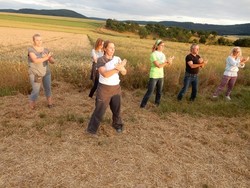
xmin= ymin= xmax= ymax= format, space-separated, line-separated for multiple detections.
xmin=86 ymin=40 xmax=127 ymax=135
xmin=213 ymin=46 xmax=249 ymax=100
xmin=88 ymin=38 xmax=104 ymax=98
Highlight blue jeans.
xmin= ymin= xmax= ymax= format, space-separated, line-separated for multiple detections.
xmin=29 ymin=72 xmax=52 ymax=101
xmin=140 ymin=78 xmax=164 ymax=108
xmin=177 ymin=72 xmax=198 ymax=101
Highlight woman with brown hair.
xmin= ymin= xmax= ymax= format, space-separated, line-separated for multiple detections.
xmin=86 ymin=40 xmax=127 ymax=135
xmin=88 ymin=38 xmax=104 ymax=98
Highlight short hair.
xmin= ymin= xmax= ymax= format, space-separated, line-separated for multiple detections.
xmin=190 ymin=43 xmax=199 ymax=51
xmin=32 ymin=33 xmax=41 ymax=41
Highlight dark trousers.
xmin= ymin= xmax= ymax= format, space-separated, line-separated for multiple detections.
xmin=177 ymin=72 xmax=198 ymax=101
xmin=140 ymin=78 xmax=164 ymax=108
xmin=88 ymin=73 xmax=99 ymax=98
xmin=87 ymin=84 xmax=123 ymax=134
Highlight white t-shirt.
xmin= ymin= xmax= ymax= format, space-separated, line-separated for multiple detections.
xmin=98 ymin=56 xmax=121 ymax=86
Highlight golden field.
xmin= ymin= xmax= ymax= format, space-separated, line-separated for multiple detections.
xmin=0 ymin=13 xmax=250 ymax=187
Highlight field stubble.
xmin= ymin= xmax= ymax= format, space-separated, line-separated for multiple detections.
xmin=0 ymin=27 xmax=250 ymax=187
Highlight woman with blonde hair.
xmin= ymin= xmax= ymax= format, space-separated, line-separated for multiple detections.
xmin=28 ymin=34 xmax=55 ymax=109
xmin=213 ymin=46 xmax=249 ymax=100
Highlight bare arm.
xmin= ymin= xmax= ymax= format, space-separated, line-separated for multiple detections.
xmin=98 ymin=66 xmax=119 ymax=78
xmin=153 ymin=56 xmax=174 ymax=68
xmin=187 ymin=60 xmax=205 ymax=68
xmin=48 ymin=56 xmax=56 ymax=64
xmin=29 ymin=51 xmax=52 ymax=64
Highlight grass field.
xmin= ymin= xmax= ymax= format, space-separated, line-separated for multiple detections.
xmin=0 ymin=13 xmax=250 ymax=187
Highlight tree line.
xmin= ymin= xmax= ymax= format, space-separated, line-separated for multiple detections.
xmin=105 ymin=19 xmax=250 ymax=47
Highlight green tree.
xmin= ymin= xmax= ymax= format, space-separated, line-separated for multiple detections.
xmin=138 ymin=27 xmax=148 ymax=39
xmin=199 ymin=35 xmax=206 ymax=44
xmin=234 ymin=38 xmax=250 ymax=47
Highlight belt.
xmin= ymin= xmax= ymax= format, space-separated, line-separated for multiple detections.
xmin=185 ymin=72 xmax=197 ymax=76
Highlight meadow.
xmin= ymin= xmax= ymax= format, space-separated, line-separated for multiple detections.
xmin=0 ymin=13 xmax=250 ymax=187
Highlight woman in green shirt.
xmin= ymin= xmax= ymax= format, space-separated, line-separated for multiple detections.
xmin=140 ymin=39 xmax=174 ymax=108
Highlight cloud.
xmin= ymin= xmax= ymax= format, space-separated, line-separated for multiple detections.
xmin=0 ymin=0 xmax=249 ymax=25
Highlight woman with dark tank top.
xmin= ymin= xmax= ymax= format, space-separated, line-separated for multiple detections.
xmin=28 ymin=34 xmax=55 ymax=109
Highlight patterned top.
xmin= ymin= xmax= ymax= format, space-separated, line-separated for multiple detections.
xmin=28 ymin=47 xmax=50 ymax=76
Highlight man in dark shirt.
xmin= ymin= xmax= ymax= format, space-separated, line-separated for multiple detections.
xmin=177 ymin=44 xmax=207 ymax=101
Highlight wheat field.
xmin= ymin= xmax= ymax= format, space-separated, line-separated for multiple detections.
xmin=0 ymin=15 xmax=250 ymax=187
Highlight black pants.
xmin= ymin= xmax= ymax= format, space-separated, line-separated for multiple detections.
xmin=88 ymin=73 xmax=99 ymax=98
xmin=87 ymin=84 xmax=123 ymax=134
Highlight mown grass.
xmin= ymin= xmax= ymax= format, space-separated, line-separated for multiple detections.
xmin=0 ymin=13 xmax=250 ymax=117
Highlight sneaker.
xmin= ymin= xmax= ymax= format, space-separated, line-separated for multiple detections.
xmin=212 ymin=95 xmax=218 ymax=98
xmin=225 ymin=96 xmax=231 ymax=100
xmin=113 ymin=124 xmax=123 ymax=133
xmin=116 ymin=127 xmax=123 ymax=133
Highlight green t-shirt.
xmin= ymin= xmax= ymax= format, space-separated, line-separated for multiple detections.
xmin=149 ymin=51 xmax=166 ymax=78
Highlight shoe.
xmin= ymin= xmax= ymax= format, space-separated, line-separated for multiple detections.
xmin=116 ymin=127 xmax=123 ymax=133
xmin=225 ymin=96 xmax=231 ymax=100
xmin=85 ymin=129 xmax=98 ymax=137
xmin=212 ymin=95 xmax=218 ymax=98
xmin=113 ymin=124 xmax=123 ymax=133
xmin=47 ymin=104 xmax=54 ymax=108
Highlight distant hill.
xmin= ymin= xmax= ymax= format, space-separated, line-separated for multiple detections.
xmin=0 ymin=9 xmax=249 ymax=35
xmin=0 ymin=8 xmax=87 ymax=19
xmin=134 ymin=21 xmax=250 ymax=36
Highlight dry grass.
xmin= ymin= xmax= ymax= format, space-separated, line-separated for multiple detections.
xmin=0 ymin=81 xmax=249 ymax=187
xmin=0 ymin=27 xmax=249 ymax=187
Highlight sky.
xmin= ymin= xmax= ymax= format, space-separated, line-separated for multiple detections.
xmin=0 ymin=0 xmax=249 ymax=25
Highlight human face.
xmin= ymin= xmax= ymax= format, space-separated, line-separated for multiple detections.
xmin=158 ymin=43 xmax=165 ymax=51
xmin=33 ymin=36 xmax=43 ymax=47
xmin=105 ymin=43 xmax=115 ymax=58
xmin=192 ymin=46 xmax=199 ymax=55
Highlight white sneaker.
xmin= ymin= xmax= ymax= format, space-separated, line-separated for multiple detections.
xmin=225 ymin=96 xmax=231 ymax=100
xmin=212 ymin=95 xmax=218 ymax=98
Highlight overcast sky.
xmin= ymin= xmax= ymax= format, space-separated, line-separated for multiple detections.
xmin=0 ymin=0 xmax=249 ymax=25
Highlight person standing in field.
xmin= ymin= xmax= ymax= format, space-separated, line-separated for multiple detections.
xmin=177 ymin=43 xmax=207 ymax=101
xmin=140 ymin=39 xmax=174 ymax=108
xmin=86 ymin=40 xmax=127 ymax=135
xmin=212 ymin=46 xmax=249 ymax=100
xmin=88 ymin=38 xmax=104 ymax=98
xmin=28 ymin=34 xmax=55 ymax=109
